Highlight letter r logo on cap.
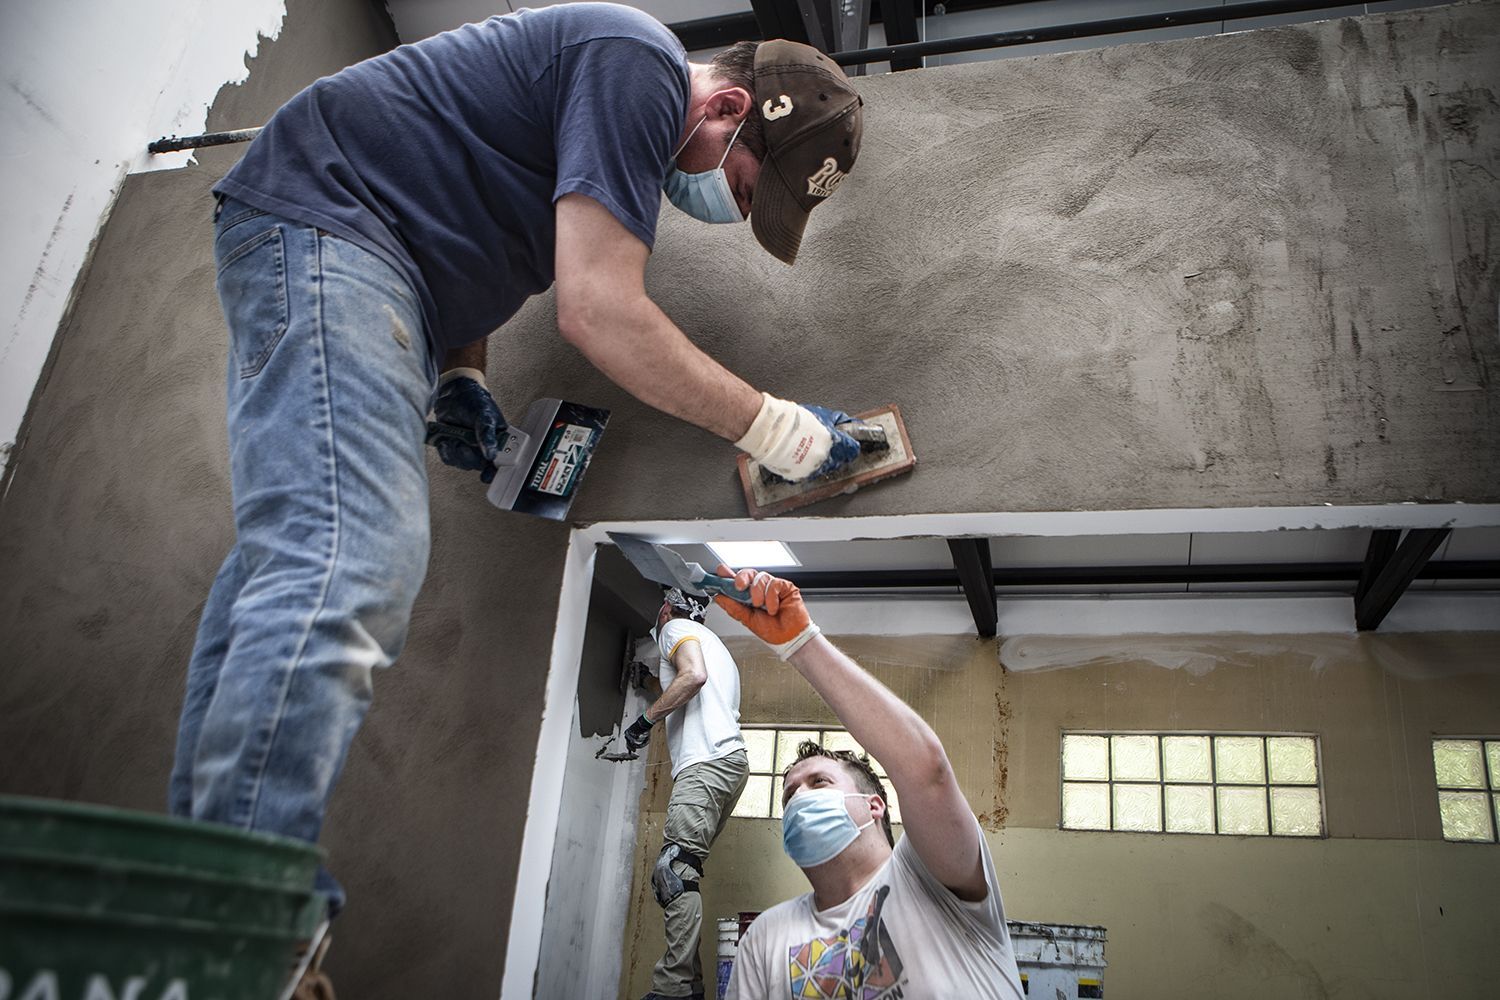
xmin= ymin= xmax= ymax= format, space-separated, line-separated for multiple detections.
xmin=806 ymin=158 xmax=846 ymax=198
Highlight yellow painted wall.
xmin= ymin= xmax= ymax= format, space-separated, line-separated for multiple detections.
xmin=618 ymin=631 xmax=1500 ymax=998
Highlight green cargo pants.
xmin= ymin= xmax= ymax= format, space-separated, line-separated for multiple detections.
xmin=652 ymin=749 xmax=749 ymax=997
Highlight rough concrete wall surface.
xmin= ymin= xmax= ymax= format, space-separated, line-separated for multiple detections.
xmin=487 ymin=1 xmax=1499 ymax=522
xmin=0 ymin=165 xmax=571 ymax=997
xmin=617 ymin=631 xmax=1500 ymax=997
xmin=0 ymin=3 xmax=556 ymax=997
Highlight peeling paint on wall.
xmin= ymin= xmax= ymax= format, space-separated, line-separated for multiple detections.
xmin=1000 ymin=631 xmax=1500 ymax=680
xmin=1000 ymin=634 xmax=1345 ymax=675
xmin=0 ymin=1 xmax=288 ymax=479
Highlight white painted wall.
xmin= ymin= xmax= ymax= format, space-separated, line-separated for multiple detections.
xmin=0 ymin=0 xmax=288 ymax=479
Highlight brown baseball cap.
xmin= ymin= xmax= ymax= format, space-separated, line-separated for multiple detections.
xmin=749 ymin=40 xmax=864 ymax=265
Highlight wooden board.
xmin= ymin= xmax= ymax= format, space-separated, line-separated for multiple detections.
xmin=737 ymin=404 xmax=916 ymax=518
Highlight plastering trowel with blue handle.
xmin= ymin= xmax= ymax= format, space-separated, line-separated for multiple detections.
xmin=427 ymin=398 xmax=609 ymax=520
xmin=607 ymin=532 xmax=754 ymax=604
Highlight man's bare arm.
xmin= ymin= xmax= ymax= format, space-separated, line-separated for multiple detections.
xmin=645 ymin=640 xmax=709 ymax=723
xmin=442 ymin=338 xmax=487 ymax=374
xmin=789 ymin=634 xmax=987 ymax=901
xmin=553 ymin=193 xmax=761 ymax=440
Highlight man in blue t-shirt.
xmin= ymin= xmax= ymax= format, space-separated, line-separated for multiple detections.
xmin=165 ymin=3 xmax=866 ymax=991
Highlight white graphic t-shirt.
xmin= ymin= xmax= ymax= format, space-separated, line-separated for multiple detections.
xmin=655 ymin=619 xmax=746 ymax=778
xmin=726 ymin=822 xmax=1024 ymax=1000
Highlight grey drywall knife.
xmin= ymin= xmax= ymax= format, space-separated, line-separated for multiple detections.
xmin=427 ymin=397 xmax=609 ymax=521
xmin=607 ymin=532 xmax=752 ymax=604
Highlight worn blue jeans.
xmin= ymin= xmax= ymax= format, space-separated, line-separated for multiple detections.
xmin=168 ymin=197 xmax=437 ymax=914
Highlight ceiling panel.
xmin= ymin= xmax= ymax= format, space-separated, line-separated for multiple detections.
xmin=676 ymin=537 xmax=956 ymax=574
xmin=992 ymin=534 xmax=1192 ymax=568
xmin=1188 ymin=528 xmax=1370 ymax=565
xmin=1439 ymin=527 xmax=1500 ymax=561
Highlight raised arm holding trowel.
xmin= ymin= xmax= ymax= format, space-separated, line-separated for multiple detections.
xmin=166 ymin=6 xmax=868 ymax=993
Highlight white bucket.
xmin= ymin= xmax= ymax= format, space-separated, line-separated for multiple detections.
xmin=1008 ymin=921 xmax=1106 ymax=998
xmin=715 ymin=917 xmax=738 ymax=1000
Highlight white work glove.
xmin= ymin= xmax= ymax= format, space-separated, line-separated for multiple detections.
xmin=735 ymin=393 xmax=857 ymax=483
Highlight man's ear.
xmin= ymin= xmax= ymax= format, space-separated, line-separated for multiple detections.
xmin=706 ymin=86 xmax=753 ymax=123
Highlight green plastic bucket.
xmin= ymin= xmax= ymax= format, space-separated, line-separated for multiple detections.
xmin=0 ymin=795 xmax=325 ymax=1000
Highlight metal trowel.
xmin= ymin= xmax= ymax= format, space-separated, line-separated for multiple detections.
xmin=594 ymin=735 xmax=638 ymax=762
xmin=607 ymin=533 xmax=752 ymax=603
xmin=428 ymin=397 xmax=609 ymax=520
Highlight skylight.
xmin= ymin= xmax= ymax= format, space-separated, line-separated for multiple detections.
xmin=706 ymin=540 xmax=801 ymax=569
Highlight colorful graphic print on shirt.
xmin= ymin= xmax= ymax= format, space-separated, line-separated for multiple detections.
xmin=786 ymin=886 xmax=905 ymax=999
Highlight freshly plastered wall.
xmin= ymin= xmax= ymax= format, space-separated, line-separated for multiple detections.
xmin=0 ymin=3 xmax=1497 ymax=999
xmin=0 ymin=0 xmax=295 ymax=479
xmin=0 ymin=2 xmax=539 ymax=997
xmin=509 ymin=1 xmax=1499 ymax=521
xmin=619 ymin=631 xmax=1500 ymax=998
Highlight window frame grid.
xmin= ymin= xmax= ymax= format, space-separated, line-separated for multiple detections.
xmin=1432 ymin=735 xmax=1500 ymax=844
xmin=1060 ymin=730 xmax=1326 ymax=838
xmin=735 ymin=724 xmax=900 ymax=825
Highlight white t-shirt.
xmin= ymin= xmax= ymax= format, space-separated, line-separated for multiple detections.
xmin=655 ymin=618 xmax=746 ymax=778
xmin=726 ymin=823 xmax=1024 ymax=1000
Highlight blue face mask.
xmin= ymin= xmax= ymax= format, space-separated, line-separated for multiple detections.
xmin=782 ymin=789 xmax=876 ymax=868
xmin=663 ymin=115 xmax=747 ymax=225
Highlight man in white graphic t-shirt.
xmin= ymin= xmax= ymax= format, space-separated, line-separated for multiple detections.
xmin=621 ymin=587 xmax=749 ymax=1000
xmin=715 ymin=567 xmax=1024 ymax=1000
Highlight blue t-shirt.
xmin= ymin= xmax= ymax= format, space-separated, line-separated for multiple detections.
xmin=215 ymin=3 xmax=689 ymax=355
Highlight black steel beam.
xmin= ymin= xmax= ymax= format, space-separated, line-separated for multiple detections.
xmin=796 ymin=0 xmax=833 ymax=51
xmin=670 ymin=11 xmax=762 ymax=52
xmin=669 ymin=2 xmax=1052 ymax=54
xmin=947 ymin=539 xmax=997 ymax=637
xmin=830 ymin=0 xmax=1362 ymax=67
xmin=831 ymin=0 xmax=874 ymax=65
xmin=1355 ymin=529 xmax=1452 ymax=631
xmin=666 ymin=2 xmax=1044 ymax=53
xmin=1354 ymin=529 xmax=1401 ymax=606
xmin=778 ymin=559 xmax=1498 ymax=592
xmin=881 ymin=0 xmax=922 ymax=70
xmin=749 ymin=0 xmax=811 ymax=45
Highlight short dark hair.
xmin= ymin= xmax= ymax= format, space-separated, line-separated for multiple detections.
xmin=710 ymin=41 xmax=767 ymax=161
xmin=786 ymin=739 xmax=895 ymax=847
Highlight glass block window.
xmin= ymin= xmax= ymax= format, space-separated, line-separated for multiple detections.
xmin=730 ymin=726 xmax=901 ymax=825
xmin=1432 ymin=738 xmax=1500 ymax=843
xmin=1061 ymin=732 xmax=1323 ymax=837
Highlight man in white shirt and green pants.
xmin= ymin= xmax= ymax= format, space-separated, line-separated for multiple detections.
xmin=621 ymin=587 xmax=749 ymax=1000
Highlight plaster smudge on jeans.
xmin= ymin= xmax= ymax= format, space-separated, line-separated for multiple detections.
xmin=383 ymin=303 xmax=411 ymax=350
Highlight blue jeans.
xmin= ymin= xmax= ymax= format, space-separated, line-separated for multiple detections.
xmin=168 ymin=197 xmax=437 ymax=914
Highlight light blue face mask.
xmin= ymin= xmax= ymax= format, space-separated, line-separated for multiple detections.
xmin=781 ymin=789 xmax=876 ymax=868
xmin=663 ymin=115 xmax=747 ymax=225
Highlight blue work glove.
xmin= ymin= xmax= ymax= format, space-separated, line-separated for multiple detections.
xmin=428 ymin=369 xmax=506 ymax=484
xmin=622 ymin=713 xmax=656 ymax=752
xmin=804 ymin=405 xmax=862 ymax=479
